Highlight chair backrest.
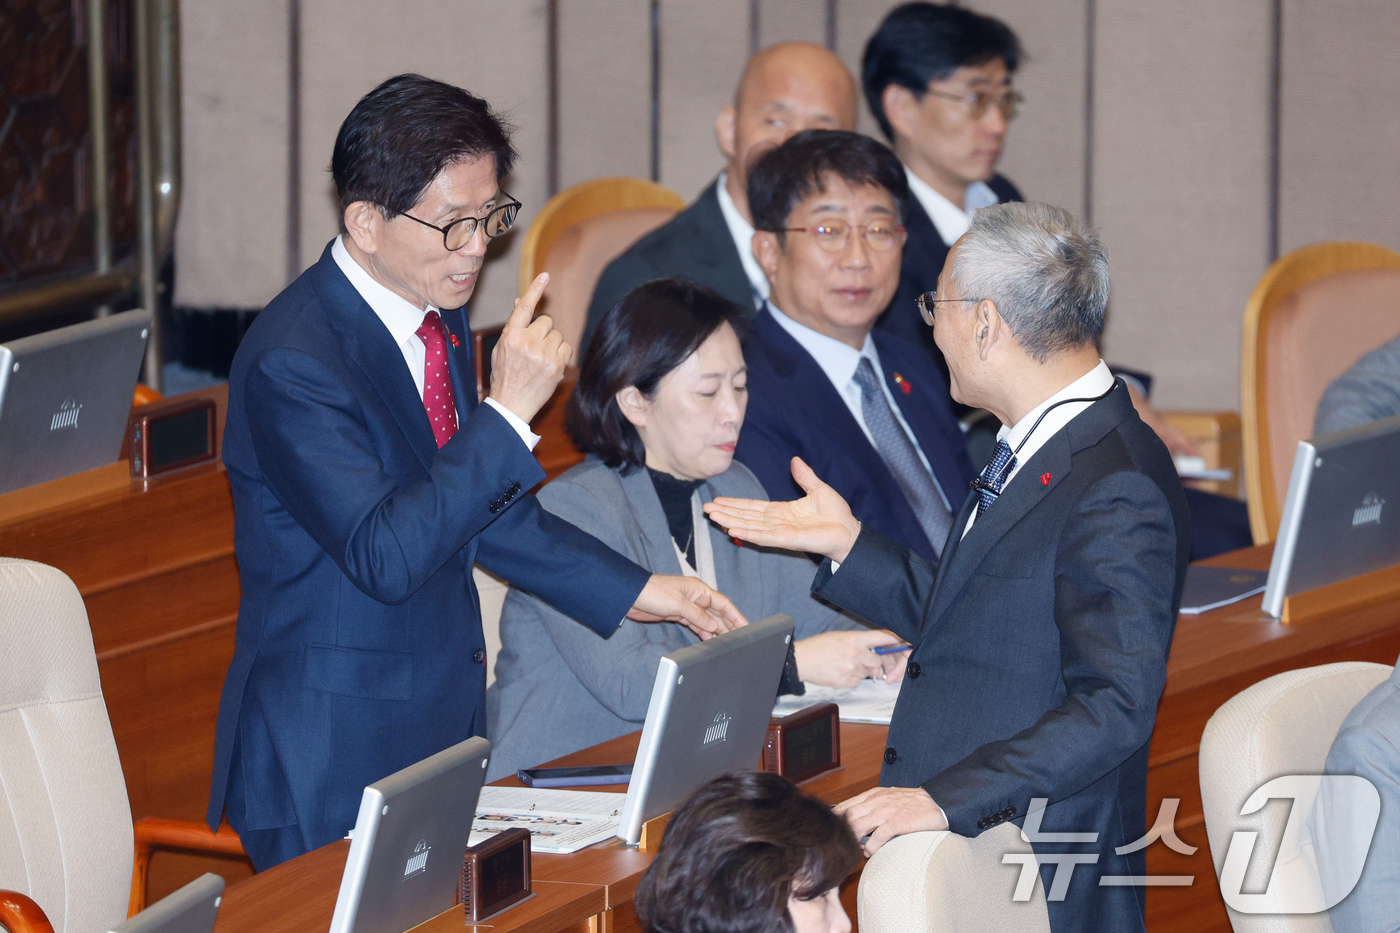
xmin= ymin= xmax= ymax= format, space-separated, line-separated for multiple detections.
xmin=518 ymin=177 xmax=686 ymax=356
xmin=1198 ymin=661 xmax=1391 ymax=933
xmin=857 ymin=823 xmax=1050 ymax=933
xmin=0 ymin=558 xmax=134 ymax=933
xmin=1240 ymin=242 xmax=1400 ymax=543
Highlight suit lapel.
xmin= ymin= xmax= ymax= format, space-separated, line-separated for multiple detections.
xmin=620 ymin=467 xmax=686 ymax=576
xmin=927 ymin=431 xmax=1073 ymax=624
xmin=440 ymin=306 xmax=478 ymax=421
xmin=310 ymin=248 xmax=438 ymax=470
xmin=687 ymin=183 xmax=756 ymax=309
xmin=750 ymin=312 xmax=915 ymax=515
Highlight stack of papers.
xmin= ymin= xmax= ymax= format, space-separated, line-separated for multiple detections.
xmin=772 ymin=679 xmax=903 ymax=725
xmin=470 ymin=786 xmax=625 ymax=854
xmin=1178 ymin=565 xmax=1269 ymax=614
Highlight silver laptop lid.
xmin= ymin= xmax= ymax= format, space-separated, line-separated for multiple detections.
xmin=1263 ymin=413 xmax=1400 ymax=617
xmin=109 ymin=872 xmax=223 ymax=933
xmin=328 ymin=736 xmax=491 ymax=933
xmin=0 ymin=308 xmax=151 ymax=494
xmin=617 ymin=614 xmax=795 ymax=845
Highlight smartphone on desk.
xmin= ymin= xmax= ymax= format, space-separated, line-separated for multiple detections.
xmin=516 ymin=764 xmax=633 ymax=788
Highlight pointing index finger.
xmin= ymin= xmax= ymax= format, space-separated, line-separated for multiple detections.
xmin=508 ymin=272 xmax=550 ymax=329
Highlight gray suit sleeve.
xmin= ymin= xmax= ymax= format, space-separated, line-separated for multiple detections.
xmin=1315 ymin=334 xmax=1400 ymax=436
xmin=507 ymin=477 xmax=690 ymax=723
xmin=1313 ymin=712 xmax=1400 ymax=933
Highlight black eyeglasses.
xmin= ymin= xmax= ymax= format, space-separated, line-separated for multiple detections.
xmin=924 ymin=87 xmax=1024 ymax=122
xmin=401 ymin=192 xmax=522 ymax=251
xmin=916 ymin=292 xmax=984 ymax=327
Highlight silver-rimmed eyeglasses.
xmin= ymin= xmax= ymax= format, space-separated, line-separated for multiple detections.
xmin=916 ymin=292 xmax=984 ymax=327
xmin=402 ymin=192 xmax=522 ymax=251
xmin=778 ymin=219 xmax=906 ymax=252
xmin=924 ymin=87 xmax=1024 ymax=122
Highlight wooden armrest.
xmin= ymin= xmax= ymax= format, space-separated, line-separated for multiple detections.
xmin=129 ymin=818 xmax=245 ymax=917
xmin=0 ymin=890 xmax=54 ymax=933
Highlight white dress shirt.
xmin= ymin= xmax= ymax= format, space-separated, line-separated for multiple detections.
xmin=332 ymin=236 xmax=538 ymax=450
xmin=962 ymin=359 xmax=1115 ymax=538
xmin=715 ymin=172 xmax=770 ymax=307
xmin=766 ymin=303 xmax=943 ymax=501
xmin=904 ymin=165 xmax=1000 ymax=247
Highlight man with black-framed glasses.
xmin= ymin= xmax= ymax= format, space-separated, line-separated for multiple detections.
xmin=209 ymin=74 xmax=747 ymax=870
xmin=862 ymin=3 xmax=1025 ymax=359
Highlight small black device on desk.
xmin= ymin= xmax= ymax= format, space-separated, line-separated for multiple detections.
xmin=762 ymin=702 xmax=842 ymax=784
xmin=129 ymin=397 xmax=217 ymax=478
xmin=517 ymin=764 xmax=632 ymax=787
xmin=460 ymin=826 xmax=532 ymax=922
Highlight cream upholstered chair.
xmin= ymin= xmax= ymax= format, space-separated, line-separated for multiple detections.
xmin=1240 ymin=242 xmax=1400 ymax=544
xmin=517 ymin=177 xmax=686 ymax=357
xmin=1198 ymin=661 xmax=1392 ymax=933
xmin=0 ymin=558 xmax=243 ymax=933
xmin=0 ymin=558 xmax=134 ymax=933
xmin=857 ymin=822 xmax=1050 ymax=933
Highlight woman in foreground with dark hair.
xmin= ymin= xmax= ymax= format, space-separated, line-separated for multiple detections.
xmin=487 ymin=278 xmax=904 ymax=780
xmin=636 ymin=771 xmax=859 ymax=933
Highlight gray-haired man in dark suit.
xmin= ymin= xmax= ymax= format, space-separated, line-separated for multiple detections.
xmin=708 ymin=201 xmax=1191 ymax=933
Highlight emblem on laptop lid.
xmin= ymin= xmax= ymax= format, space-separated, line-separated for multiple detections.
xmin=50 ymin=398 xmax=82 ymax=432
xmin=403 ymin=839 xmax=430 ymax=878
xmin=703 ymin=710 xmax=732 ymax=747
xmin=1353 ymin=493 xmax=1384 ymax=527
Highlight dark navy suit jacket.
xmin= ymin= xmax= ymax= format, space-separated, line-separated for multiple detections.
xmin=813 ymin=382 xmax=1191 ymax=933
xmin=208 ymin=244 xmax=649 ymax=857
xmin=878 ymin=173 xmax=1023 ymax=362
xmin=583 ymin=180 xmax=754 ymax=351
xmin=735 ymin=307 xmax=974 ymax=563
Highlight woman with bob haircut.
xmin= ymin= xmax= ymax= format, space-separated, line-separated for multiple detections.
xmin=487 ymin=278 xmax=904 ymax=779
xmin=635 ymin=770 xmax=859 ymax=933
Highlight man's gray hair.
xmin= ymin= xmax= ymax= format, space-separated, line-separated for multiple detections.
xmin=951 ymin=202 xmax=1109 ymax=362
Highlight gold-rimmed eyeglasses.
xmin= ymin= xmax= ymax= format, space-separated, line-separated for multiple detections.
xmin=924 ymin=87 xmax=1024 ymax=122
xmin=916 ymin=293 xmax=984 ymax=327
xmin=778 ymin=219 xmax=907 ymax=252
xmin=401 ymin=192 xmax=522 ymax=251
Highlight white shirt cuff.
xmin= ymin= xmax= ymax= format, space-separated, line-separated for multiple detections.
xmin=483 ymin=397 xmax=541 ymax=451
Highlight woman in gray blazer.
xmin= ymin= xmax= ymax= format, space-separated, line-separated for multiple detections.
xmin=487 ymin=279 xmax=905 ymax=779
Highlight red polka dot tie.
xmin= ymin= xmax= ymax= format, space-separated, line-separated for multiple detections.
xmin=415 ymin=310 xmax=458 ymax=448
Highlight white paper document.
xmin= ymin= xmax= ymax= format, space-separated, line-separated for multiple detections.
xmin=772 ymin=679 xmax=903 ymax=725
xmin=470 ymin=786 xmax=626 ymax=854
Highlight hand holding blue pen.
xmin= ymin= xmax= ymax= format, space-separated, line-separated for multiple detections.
xmin=873 ymin=643 xmax=912 ymax=655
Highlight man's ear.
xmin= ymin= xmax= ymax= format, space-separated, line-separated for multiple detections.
xmin=716 ymin=106 xmax=737 ymax=160
xmin=882 ymin=84 xmax=917 ymax=141
xmin=974 ymin=299 xmax=1004 ymax=362
xmin=752 ymin=230 xmax=781 ymax=285
xmin=615 ymin=385 xmax=650 ymax=429
xmin=343 ymin=201 xmax=382 ymax=255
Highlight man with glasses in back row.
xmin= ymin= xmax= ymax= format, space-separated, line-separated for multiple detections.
xmin=209 ymin=74 xmax=746 ymax=869
xmin=735 ymin=129 xmax=973 ymax=565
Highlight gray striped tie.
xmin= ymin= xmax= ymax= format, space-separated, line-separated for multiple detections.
xmin=852 ymin=357 xmax=953 ymax=557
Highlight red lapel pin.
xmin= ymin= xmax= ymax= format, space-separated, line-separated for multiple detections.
xmin=731 ymin=536 xmax=744 ymax=549
xmin=893 ymin=372 xmax=913 ymax=395
xmin=1041 ymin=472 xmax=1052 ymax=486
xmin=449 ymin=333 xmax=461 ymax=349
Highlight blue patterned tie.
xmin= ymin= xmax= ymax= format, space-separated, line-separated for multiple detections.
xmin=976 ymin=439 xmax=1017 ymax=516
xmin=852 ymin=358 xmax=953 ymax=557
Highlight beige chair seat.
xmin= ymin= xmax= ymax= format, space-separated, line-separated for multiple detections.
xmin=0 ymin=558 xmax=134 ymax=933
xmin=1199 ymin=661 xmax=1392 ymax=933
xmin=857 ymin=822 xmax=1050 ymax=933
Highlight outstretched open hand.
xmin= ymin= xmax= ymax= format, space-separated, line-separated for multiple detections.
xmin=703 ymin=457 xmax=861 ymax=563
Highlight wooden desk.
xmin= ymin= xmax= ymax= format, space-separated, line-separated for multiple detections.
xmin=212 ymin=840 xmax=607 ymax=933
